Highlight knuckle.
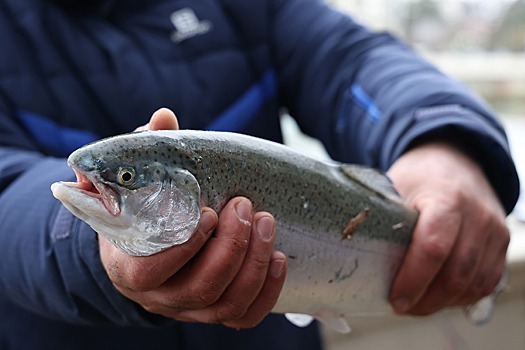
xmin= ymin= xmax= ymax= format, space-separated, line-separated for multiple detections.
xmin=250 ymin=255 xmax=271 ymax=276
xmin=214 ymin=300 xmax=248 ymax=322
xmin=420 ymin=237 xmax=449 ymax=263
xmin=445 ymin=252 xmax=477 ymax=295
xmin=457 ymin=248 xmax=478 ymax=278
xmin=444 ymin=277 xmax=468 ymax=295
xmin=194 ymin=281 xmax=223 ymax=306
xmin=475 ymin=204 xmax=492 ymax=223
xmin=125 ymin=264 xmax=158 ymax=291
xmin=229 ymin=237 xmax=250 ymax=256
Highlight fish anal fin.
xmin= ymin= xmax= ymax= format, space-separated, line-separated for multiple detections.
xmin=317 ymin=316 xmax=352 ymax=333
xmin=285 ymin=313 xmax=351 ymax=334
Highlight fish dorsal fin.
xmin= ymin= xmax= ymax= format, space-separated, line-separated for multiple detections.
xmin=339 ymin=164 xmax=400 ymax=202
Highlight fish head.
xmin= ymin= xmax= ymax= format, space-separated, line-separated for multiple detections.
xmin=51 ymin=132 xmax=202 ymax=256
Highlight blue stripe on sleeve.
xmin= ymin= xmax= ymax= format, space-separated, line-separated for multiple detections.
xmin=350 ymin=84 xmax=382 ymax=123
xmin=206 ymin=69 xmax=278 ymax=132
xmin=16 ymin=110 xmax=99 ymax=156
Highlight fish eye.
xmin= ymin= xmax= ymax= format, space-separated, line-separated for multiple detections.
xmin=117 ymin=167 xmax=136 ymax=186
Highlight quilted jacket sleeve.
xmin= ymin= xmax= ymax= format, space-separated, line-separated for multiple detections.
xmin=0 ymin=103 xmax=167 ymax=326
xmin=272 ymin=0 xmax=519 ymax=213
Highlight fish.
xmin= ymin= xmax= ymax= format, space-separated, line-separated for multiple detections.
xmin=50 ymin=130 xmax=501 ymax=332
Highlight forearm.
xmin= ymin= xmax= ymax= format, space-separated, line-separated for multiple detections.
xmin=0 ymin=150 xmax=166 ymax=326
xmin=272 ymin=0 xmax=518 ymax=213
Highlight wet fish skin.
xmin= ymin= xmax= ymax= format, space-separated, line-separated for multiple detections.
xmin=51 ymin=130 xmax=417 ymax=329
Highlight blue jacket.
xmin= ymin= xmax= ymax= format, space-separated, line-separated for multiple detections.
xmin=0 ymin=0 xmax=519 ymax=349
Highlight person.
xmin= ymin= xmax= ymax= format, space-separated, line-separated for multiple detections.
xmin=0 ymin=0 xmax=519 ymax=349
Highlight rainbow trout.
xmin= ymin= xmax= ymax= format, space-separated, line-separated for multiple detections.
xmin=50 ymin=130 xmax=497 ymax=332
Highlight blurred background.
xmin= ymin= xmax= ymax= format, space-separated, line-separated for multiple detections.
xmin=281 ymin=0 xmax=525 ymax=349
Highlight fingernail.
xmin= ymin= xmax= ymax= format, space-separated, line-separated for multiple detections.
xmin=270 ymin=258 xmax=285 ymax=278
xmin=393 ymin=298 xmax=411 ymax=313
xmin=235 ymin=199 xmax=252 ymax=223
xmin=256 ymin=216 xmax=275 ymax=241
xmin=200 ymin=210 xmax=216 ymax=235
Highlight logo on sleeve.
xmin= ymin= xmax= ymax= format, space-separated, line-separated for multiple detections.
xmin=170 ymin=8 xmax=212 ymax=42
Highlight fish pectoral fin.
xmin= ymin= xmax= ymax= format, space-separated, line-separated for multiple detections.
xmin=285 ymin=313 xmax=315 ymax=328
xmin=316 ymin=316 xmax=352 ymax=334
xmin=284 ymin=313 xmax=352 ymax=334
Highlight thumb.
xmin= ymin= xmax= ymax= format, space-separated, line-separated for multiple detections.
xmin=149 ymin=108 xmax=180 ymax=131
xmin=135 ymin=108 xmax=180 ymax=132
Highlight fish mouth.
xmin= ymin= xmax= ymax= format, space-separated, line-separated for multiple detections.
xmin=63 ymin=170 xmax=121 ymax=216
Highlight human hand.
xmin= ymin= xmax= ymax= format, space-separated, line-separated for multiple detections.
xmin=134 ymin=107 xmax=180 ymax=131
xmin=98 ymin=108 xmax=287 ymax=328
xmin=387 ymin=142 xmax=509 ymax=316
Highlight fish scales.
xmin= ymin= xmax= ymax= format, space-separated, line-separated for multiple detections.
xmin=149 ymin=133 xmax=407 ymax=244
